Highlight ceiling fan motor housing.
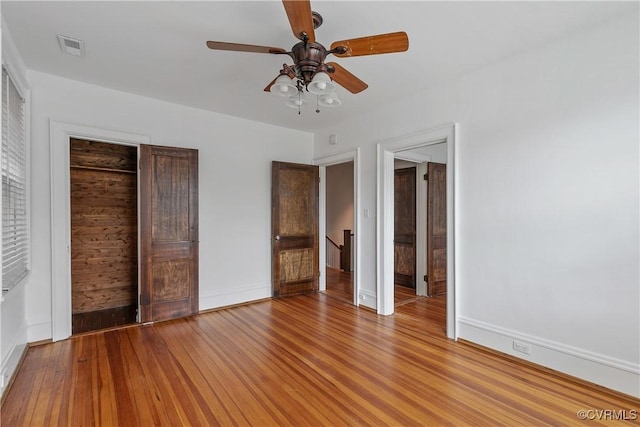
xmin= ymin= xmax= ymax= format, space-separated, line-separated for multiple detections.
xmin=291 ymin=41 xmax=328 ymax=85
xmin=206 ymin=1 xmax=409 ymax=96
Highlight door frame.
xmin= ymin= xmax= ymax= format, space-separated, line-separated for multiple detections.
xmin=376 ymin=123 xmax=458 ymax=339
xmin=50 ymin=120 xmax=150 ymax=341
xmin=314 ymin=148 xmax=360 ymax=306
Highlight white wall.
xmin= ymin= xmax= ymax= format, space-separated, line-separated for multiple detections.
xmin=1 ymin=19 xmax=30 ymax=396
xmin=314 ymin=14 xmax=639 ymax=396
xmin=326 ymin=162 xmax=354 ymax=245
xmin=26 ymin=70 xmax=313 ymax=342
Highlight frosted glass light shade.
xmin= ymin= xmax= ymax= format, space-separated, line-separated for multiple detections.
xmin=308 ymin=72 xmax=336 ymax=95
xmin=286 ymin=94 xmax=308 ymax=109
xmin=270 ymin=74 xmax=297 ymax=96
xmin=318 ymin=92 xmax=342 ymax=107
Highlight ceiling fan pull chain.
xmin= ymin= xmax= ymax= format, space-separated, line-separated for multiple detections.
xmin=316 ymin=95 xmax=320 ymax=114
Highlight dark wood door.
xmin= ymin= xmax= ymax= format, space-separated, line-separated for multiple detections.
xmin=427 ymin=162 xmax=447 ymax=296
xmin=272 ymin=161 xmax=319 ymax=297
xmin=394 ymin=167 xmax=416 ymax=288
xmin=140 ymin=145 xmax=199 ymax=322
xmin=70 ymin=139 xmax=138 ymax=334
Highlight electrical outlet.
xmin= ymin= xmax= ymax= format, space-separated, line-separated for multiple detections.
xmin=513 ymin=340 xmax=530 ymax=355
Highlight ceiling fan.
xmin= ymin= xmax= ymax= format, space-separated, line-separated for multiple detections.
xmin=206 ymin=0 xmax=409 ymax=111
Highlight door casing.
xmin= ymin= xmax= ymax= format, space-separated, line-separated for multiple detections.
xmin=377 ymin=123 xmax=458 ymax=340
xmin=50 ymin=121 xmax=150 ymax=341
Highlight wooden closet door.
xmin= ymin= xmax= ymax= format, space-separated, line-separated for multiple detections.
xmin=139 ymin=145 xmax=199 ymax=322
xmin=271 ymin=161 xmax=319 ymax=297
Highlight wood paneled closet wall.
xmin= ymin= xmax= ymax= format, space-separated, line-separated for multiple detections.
xmin=70 ymin=138 xmax=138 ymax=334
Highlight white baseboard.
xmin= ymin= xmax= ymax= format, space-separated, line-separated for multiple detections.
xmin=458 ymin=317 xmax=640 ymax=398
xmin=1 ymin=319 xmax=28 ymax=396
xmin=358 ymin=289 xmax=377 ymax=311
xmin=28 ymin=321 xmax=52 ymax=342
xmin=1 ymin=342 xmax=27 ymax=396
xmin=199 ymin=283 xmax=271 ymax=311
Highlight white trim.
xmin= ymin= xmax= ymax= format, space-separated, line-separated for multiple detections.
xmin=394 ymin=151 xmax=431 ymax=164
xmin=1 ymin=341 xmax=27 ymax=394
xmin=49 ymin=120 xmax=150 ymax=342
xmin=314 ymin=149 xmax=361 ymax=306
xmin=27 ymin=321 xmax=51 ymax=343
xmin=199 ymin=283 xmax=271 ymax=311
xmin=377 ymin=123 xmax=458 ymax=340
xmin=318 ymin=166 xmax=327 ymax=291
xmin=458 ymin=317 xmax=640 ymax=397
xmin=0 ymin=285 xmax=27 ymax=394
xmin=358 ymin=288 xmax=377 ymax=308
xmin=1 ymin=18 xmax=28 ymax=94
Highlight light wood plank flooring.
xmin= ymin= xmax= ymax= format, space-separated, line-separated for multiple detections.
xmin=2 ymin=293 xmax=638 ymax=426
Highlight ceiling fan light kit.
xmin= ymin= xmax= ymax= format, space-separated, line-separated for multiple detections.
xmin=308 ymin=72 xmax=336 ymax=95
xmin=318 ymin=92 xmax=342 ymax=108
xmin=286 ymin=94 xmax=308 ymax=109
xmin=270 ymin=74 xmax=298 ymax=96
xmin=207 ymin=0 xmax=409 ymax=115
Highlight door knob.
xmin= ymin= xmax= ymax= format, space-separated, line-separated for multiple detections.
xmin=274 ymin=235 xmax=280 ymax=241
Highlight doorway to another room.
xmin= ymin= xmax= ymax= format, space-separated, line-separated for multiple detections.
xmin=324 ymin=161 xmax=355 ymax=304
xmin=393 ymin=144 xmax=448 ymax=334
xmin=377 ymin=123 xmax=457 ymax=339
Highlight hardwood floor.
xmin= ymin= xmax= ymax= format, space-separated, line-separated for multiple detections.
xmin=3 ymin=293 xmax=639 ymax=426
xmin=325 ymin=267 xmax=353 ymax=303
xmin=325 ymin=267 xmax=433 ymax=312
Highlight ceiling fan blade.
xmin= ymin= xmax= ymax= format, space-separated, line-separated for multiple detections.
xmin=327 ymin=62 xmax=368 ymax=94
xmin=282 ymin=0 xmax=315 ymax=42
xmin=330 ymin=31 xmax=409 ymax=58
xmin=206 ymin=41 xmax=287 ymax=55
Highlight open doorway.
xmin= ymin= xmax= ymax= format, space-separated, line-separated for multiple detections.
xmin=377 ymin=123 xmax=457 ymax=340
xmin=315 ymin=149 xmax=360 ymax=306
xmin=393 ymin=144 xmax=448 ymax=331
xmin=324 ymin=161 xmax=355 ymax=303
xmin=69 ymin=138 xmax=138 ymax=334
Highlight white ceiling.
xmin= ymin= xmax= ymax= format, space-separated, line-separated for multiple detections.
xmin=2 ymin=1 xmax=634 ymax=133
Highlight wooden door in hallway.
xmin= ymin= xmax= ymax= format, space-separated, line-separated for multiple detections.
xmin=139 ymin=145 xmax=199 ymax=322
xmin=272 ymin=161 xmax=319 ymax=297
xmin=427 ymin=162 xmax=447 ymax=296
xmin=394 ymin=167 xmax=416 ymax=288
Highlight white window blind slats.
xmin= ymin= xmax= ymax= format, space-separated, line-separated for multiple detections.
xmin=2 ymin=66 xmax=29 ymax=290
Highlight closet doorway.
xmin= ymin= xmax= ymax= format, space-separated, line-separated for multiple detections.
xmin=70 ymin=138 xmax=138 ymax=334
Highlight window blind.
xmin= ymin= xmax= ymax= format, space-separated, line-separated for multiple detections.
xmin=2 ymin=67 xmax=28 ymax=291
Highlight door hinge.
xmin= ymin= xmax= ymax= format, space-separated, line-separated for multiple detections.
xmin=424 ymin=274 xmax=428 ymax=282
xmin=423 ymin=173 xmax=428 ymax=181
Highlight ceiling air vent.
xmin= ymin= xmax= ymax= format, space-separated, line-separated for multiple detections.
xmin=57 ymin=34 xmax=85 ymax=57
